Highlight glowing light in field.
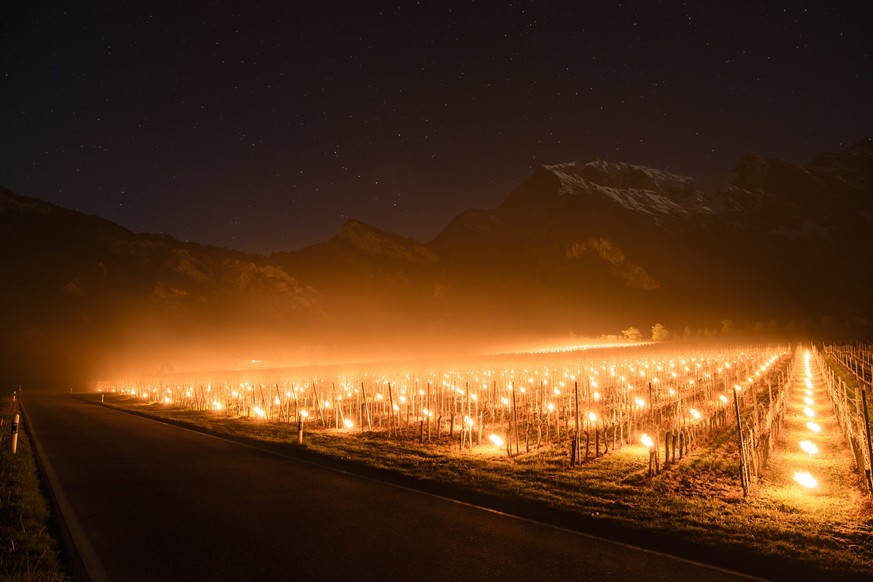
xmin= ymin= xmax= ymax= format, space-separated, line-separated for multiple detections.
xmin=799 ymin=440 xmax=818 ymax=455
xmin=804 ymin=397 xmax=814 ymax=406
xmin=212 ymin=401 xmax=223 ymax=410
xmin=719 ymin=395 xmax=728 ymax=404
xmin=689 ymin=408 xmax=701 ymax=420
xmin=793 ymin=471 xmax=817 ymax=488
xmin=640 ymin=433 xmax=654 ymax=448
xmin=804 ymin=407 xmax=815 ymax=418
xmin=806 ymin=422 xmax=821 ymax=433
xmin=635 ymin=397 xmax=645 ymax=408
xmin=343 ymin=418 xmax=353 ymax=429
xmin=587 ymin=412 xmax=597 ymax=423
xmin=489 ymin=434 xmax=504 ymax=447
xmin=547 ymin=402 xmax=555 ymax=412
xmin=164 ymin=396 xmax=171 ymax=404
xmin=253 ymin=406 xmax=265 ymax=418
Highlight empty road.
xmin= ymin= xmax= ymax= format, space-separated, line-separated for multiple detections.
xmin=22 ymin=392 xmax=753 ymax=581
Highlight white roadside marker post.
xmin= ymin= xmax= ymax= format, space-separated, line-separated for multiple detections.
xmin=11 ymin=413 xmax=19 ymax=454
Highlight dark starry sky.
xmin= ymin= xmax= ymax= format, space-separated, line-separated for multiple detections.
xmin=2 ymin=1 xmax=871 ymax=254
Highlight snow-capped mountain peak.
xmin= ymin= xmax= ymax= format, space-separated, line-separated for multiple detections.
xmin=542 ymin=159 xmax=705 ymax=217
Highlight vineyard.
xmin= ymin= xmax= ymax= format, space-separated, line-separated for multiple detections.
xmin=818 ymin=343 xmax=873 ymax=494
xmin=96 ymin=342 xmax=844 ymax=489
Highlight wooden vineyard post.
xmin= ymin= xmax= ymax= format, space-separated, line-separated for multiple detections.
xmin=387 ymin=382 xmax=396 ymax=437
xmin=647 ymin=446 xmax=653 ymax=479
xmin=332 ymin=383 xmax=339 ymax=428
xmin=511 ymin=381 xmax=520 ymax=456
xmin=273 ymin=384 xmax=282 ymax=421
xmin=572 ymin=381 xmax=581 ymax=466
xmin=449 ymin=386 xmax=456 ymax=440
xmin=478 ymin=410 xmax=484 ymax=446
xmin=312 ymin=383 xmax=325 ymax=427
xmin=545 ymin=406 xmax=551 ymax=444
xmin=594 ymin=424 xmax=599 ymax=458
xmin=360 ymin=383 xmax=372 ymax=432
xmin=862 ymin=387 xmax=873 ymax=495
xmin=426 ymin=383 xmax=431 ymax=443
xmin=465 ymin=382 xmax=471 ymax=451
xmin=664 ymin=431 xmax=670 ymax=465
xmin=733 ymin=387 xmax=749 ymax=497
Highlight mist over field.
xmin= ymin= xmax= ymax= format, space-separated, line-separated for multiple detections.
xmin=1 ymin=140 xmax=871 ymax=386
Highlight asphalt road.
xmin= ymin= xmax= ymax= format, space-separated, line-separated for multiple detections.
xmin=22 ymin=392 xmax=754 ymax=581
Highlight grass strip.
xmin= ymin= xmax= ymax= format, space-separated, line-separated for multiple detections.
xmin=0 ymin=393 xmax=69 ymax=581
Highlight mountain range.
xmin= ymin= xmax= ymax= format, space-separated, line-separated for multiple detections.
xmin=2 ymin=139 xmax=871 ymax=386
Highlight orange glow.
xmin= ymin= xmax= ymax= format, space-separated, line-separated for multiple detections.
xmin=793 ymin=471 xmax=817 ymax=488
xmin=799 ymin=440 xmax=818 ymax=455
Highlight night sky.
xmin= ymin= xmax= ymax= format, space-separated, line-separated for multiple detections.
xmin=2 ymin=1 xmax=870 ymax=254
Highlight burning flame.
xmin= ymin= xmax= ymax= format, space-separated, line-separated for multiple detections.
xmin=489 ymin=434 xmax=504 ymax=447
xmin=806 ymin=422 xmax=821 ymax=433
xmin=793 ymin=471 xmax=817 ymax=488
xmin=799 ymin=440 xmax=818 ymax=455
xmin=640 ymin=433 xmax=654 ymax=448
